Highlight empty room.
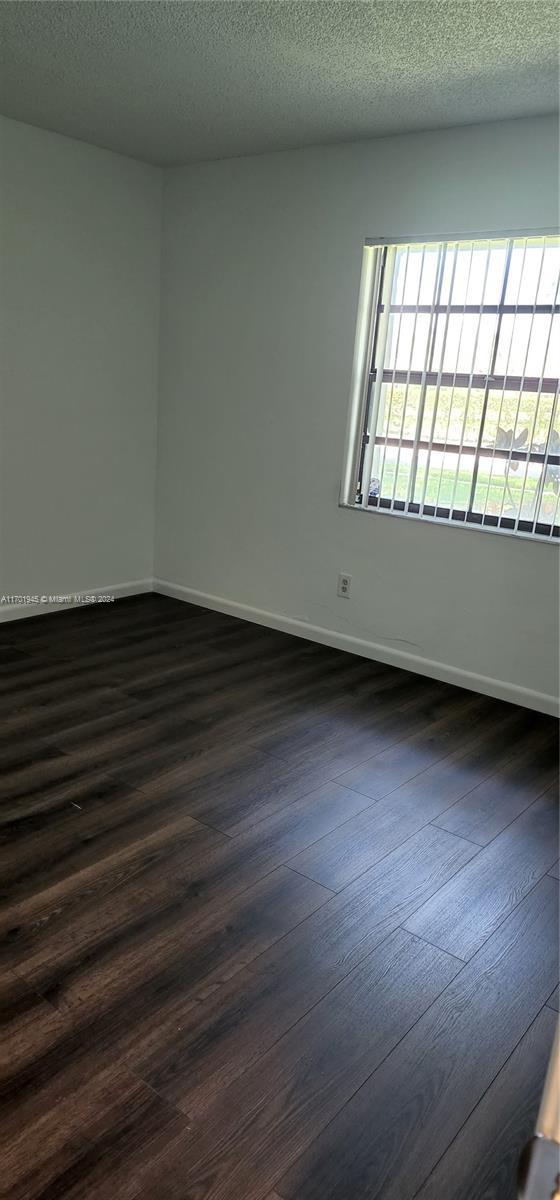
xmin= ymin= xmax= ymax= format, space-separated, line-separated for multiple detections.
xmin=1 ymin=2 xmax=559 ymax=1198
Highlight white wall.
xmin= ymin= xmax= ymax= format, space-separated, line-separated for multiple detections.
xmin=155 ymin=116 xmax=560 ymax=713
xmin=0 ymin=118 xmax=161 ymax=607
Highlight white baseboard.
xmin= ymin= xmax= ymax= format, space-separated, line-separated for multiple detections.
xmin=154 ymin=577 xmax=559 ymax=717
xmin=0 ymin=578 xmax=153 ymax=623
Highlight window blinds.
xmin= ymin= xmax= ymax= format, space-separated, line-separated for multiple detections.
xmin=347 ymin=235 xmax=560 ymax=539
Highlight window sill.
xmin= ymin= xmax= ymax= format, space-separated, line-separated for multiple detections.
xmin=338 ymin=499 xmax=559 ymax=544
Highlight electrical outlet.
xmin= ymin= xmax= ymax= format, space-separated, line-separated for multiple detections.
xmin=337 ymin=572 xmax=352 ymax=598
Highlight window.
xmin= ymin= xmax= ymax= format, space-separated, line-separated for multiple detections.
xmin=341 ymin=234 xmax=560 ymax=539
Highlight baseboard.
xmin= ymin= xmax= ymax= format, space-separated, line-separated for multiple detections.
xmin=154 ymin=577 xmax=559 ymax=717
xmin=0 ymin=578 xmax=154 ymax=623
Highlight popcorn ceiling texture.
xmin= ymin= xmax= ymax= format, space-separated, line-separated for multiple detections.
xmin=0 ymin=0 xmax=558 ymax=166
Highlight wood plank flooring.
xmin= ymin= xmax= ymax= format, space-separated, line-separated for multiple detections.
xmin=1 ymin=592 xmax=558 ymax=1200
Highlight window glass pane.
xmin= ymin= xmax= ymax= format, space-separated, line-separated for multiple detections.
xmin=417 ymin=245 xmax=441 ymax=305
xmin=544 ymin=315 xmax=560 ymax=378
xmin=445 ymin=245 xmax=472 ymax=305
xmin=447 ymin=244 xmax=505 ymax=306
xmin=392 ymin=247 xmax=409 ymax=305
xmin=438 ymin=246 xmax=459 ymax=307
xmin=379 ymin=445 xmax=413 ymax=503
xmin=417 ymin=386 xmax=446 ymax=443
xmin=537 ymin=244 xmax=560 ymax=305
xmin=400 ymin=248 xmax=434 ymax=305
xmin=431 ymin=314 xmax=497 ymax=374
xmin=419 ymin=386 xmax=445 ymax=442
xmin=412 ymin=449 xmax=463 ymax=507
xmin=452 ymin=387 xmax=485 ymax=448
xmin=413 ymin=385 xmax=486 ymax=446
xmin=386 ymin=313 xmax=432 ymax=371
xmin=472 ymin=459 xmax=546 ymax=523
xmin=476 ymin=243 xmax=507 ymax=305
xmin=515 ymin=462 xmax=549 ymax=523
xmin=445 ymin=452 xmax=476 ymax=510
xmin=504 ymin=240 xmax=546 ymax=304
xmin=538 ymin=469 xmax=559 ymax=527
xmin=384 ymin=312 xmax=402 ymax=366
xmin=378 ymin=383 xmax=421 ymax=440
xmin=399 ymin=248 xmax=423 ymax=305
xmin=410 ymin=448 xmax=430 ymax=504
xmin=504 ymin=241 xmax=529 ymax=305
xmin=495 ymin=314 xmax=559 ymax=378
xmin=374 ymin=382 xmax=394 ymax=439
xmin=461 ymin=247 xmax=488 ymax=304
xmin=481 ymin=389 xmax=535 ymax=452
xmin=532 ymin=393 xmax=556 ymax=449
xmin=471 ymin=458 xmax=513 ymax=519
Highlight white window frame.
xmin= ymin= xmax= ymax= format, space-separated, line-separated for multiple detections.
xmin=340 ymin=229 xmax=560 ymax=542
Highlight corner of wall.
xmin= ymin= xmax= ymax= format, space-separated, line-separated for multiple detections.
xmin=150 ymin=163 xmax=166 ymax=584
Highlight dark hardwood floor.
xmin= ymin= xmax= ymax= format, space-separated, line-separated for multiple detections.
xmin=1 ymin=592 xmax=558 ymax=1200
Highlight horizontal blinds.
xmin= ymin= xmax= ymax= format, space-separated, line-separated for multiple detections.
xmin=355 ymin=235 xmax=560 ymax=539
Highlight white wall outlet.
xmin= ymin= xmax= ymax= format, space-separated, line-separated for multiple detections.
xmin=337 ymin=572 xmax=352 ymax=598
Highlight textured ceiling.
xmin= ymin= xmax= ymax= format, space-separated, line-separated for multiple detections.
xmin=0 ymin=1 xmax=558 ymax=166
